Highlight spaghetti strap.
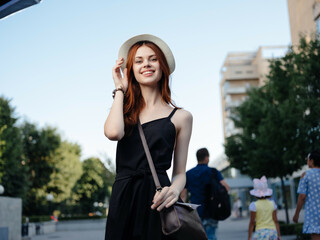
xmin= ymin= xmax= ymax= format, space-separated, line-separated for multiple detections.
xmin=168 ymin=107 xmax=178 ymax=119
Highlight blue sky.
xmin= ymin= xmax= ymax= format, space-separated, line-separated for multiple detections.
xmin=0 ymin=0 xmax=291 ymax=171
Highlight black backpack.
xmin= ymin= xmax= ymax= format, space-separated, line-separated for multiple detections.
xmin=203 ymin=168 xmax=231 ymax=220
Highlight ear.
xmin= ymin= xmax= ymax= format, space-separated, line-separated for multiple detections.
xmin=309 ymin=159 xmax=315 ymax=168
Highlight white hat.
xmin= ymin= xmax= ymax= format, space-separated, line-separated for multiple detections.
xmin=250 ymin=176 xmax=273 ymax=198
xmin=118 ymin=34 xmax=175 ymax=74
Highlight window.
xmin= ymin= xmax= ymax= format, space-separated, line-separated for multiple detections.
xmin=316 ymin=17 xmax=320 ymax=34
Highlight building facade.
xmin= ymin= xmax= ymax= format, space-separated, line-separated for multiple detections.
xmin=220 ymin=46 xmax=286 ymax=141
xmin=287 ymin=0 xmax=320 ymax=45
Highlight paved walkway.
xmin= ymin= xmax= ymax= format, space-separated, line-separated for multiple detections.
xmin=31 ymin=209 xmax=303 ymax=240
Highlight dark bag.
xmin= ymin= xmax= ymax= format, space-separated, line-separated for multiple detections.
xmin=138 ymin=121 xmax=207 ymax=240
xmin=204 ymin=168 xmax=231 ymax=220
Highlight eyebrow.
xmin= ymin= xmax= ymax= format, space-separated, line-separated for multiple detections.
xmin=135 ymin=54 xmax=156 ymax=59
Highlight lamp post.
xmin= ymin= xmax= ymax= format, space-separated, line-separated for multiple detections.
xmin=0 ymin=184 xmax=4 ymax=195
xmin=46 ymin=193 xmax=54 ymax=216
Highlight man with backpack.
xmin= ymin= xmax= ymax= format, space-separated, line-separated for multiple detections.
xmin=181 ymin=148 xmax=230 ymax=240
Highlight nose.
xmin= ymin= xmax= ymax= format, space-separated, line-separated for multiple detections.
xmin=143 ymin=59 xmax=151 ymax=68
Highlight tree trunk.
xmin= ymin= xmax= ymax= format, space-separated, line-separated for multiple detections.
xmin=280 ymin=176 xmax=290 ymax=224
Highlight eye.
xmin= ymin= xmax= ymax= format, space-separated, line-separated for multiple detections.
xmin=135 ymin=60 xmax=142 ymax=64
xmin=151 ymin=58 xmax=157 ymax=62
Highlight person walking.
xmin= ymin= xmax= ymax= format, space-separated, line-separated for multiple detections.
xmin=248 ymin=176 xmax=281 ymax=240
xmin=236 ymin=197 xmax=243 ymax=218
xmin=181 ymin=148 xmax=229 ymax=240
xmin=293 ymin=150 xmax=320 ymax=240
xmin=104 ymin=34 xmax=193 ymax=240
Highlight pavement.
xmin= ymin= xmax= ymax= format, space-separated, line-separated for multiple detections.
xmin=30 ymin=209 xmax=303 ymax=240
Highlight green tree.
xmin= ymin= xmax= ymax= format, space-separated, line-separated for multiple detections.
xmin=225 ymin=35 xmax=320 ymax=223
xmin=45 ymin=141 xmax=83 ymax=203
xmin=21 ymin=122 xmax=61 ymax=215
xmin=0 ymin=97 xmax=29 ymax=199
xmin=72 ymin=157 xmax=115 ymax=215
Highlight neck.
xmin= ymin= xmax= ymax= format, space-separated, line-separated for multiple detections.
xmin=140 ymin=85 xmax=163 ymax=108
xmin=198 ymin=162 xmax=207 ymax=165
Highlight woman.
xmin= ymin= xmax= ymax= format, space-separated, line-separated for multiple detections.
xmin=104 ymin=34 xmax=193 ymax=240
xmin=293 ymin=150 xmax=320 ymax=240
xmin=248 ymin=176 xmax=281 ymax=240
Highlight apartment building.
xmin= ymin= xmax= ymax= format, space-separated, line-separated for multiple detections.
xmin=220 ymin=46 xmax=286 ymax=141
xmin=287 ymin=0 xmax=320 ymax=45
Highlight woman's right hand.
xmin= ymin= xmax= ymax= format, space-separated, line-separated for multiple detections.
xmin=112 ymin=58 xmax=128 ymax=92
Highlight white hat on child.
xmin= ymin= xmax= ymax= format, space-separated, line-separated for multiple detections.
xmin=249 ymin=176 xmax=273 ymax=198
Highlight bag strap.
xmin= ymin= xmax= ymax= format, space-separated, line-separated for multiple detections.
xmin=137 ymin=120 xmax=163 ymax=192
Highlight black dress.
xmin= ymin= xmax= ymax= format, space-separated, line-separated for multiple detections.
xmin=105 ymin=108 xmax=178 ymax=240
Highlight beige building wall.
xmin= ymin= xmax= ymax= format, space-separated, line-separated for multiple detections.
xmin=287 ymin=0 xmax=320 ymax=45
xmin=220 ymin=46 xmax=287 ymax=141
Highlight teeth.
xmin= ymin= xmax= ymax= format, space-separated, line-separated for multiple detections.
xmin=143 ymin=71 xmax=153 ymax=74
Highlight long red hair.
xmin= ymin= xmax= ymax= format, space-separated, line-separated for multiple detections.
xmin=124 ymin=41 xmax=177 ymax=133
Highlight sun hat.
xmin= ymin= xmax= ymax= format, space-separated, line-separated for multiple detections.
xmin=249 ymin=176 xmax=273 ymax=198
xmin=118 ymin=34 xmax=175 ymax=74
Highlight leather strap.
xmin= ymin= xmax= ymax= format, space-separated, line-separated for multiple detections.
xmin=138 ymin=120 xmax=163 ymax=192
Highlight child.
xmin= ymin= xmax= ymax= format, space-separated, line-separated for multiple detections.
xmin=248 ymin=176 xmax=281 ymax=240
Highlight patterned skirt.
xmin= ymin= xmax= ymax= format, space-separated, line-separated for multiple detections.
xmin=252 ymin=229 xmax=278 ymax=240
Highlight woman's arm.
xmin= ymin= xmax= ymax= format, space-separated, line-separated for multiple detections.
xmin=248 ymin=211 xmax=256 ymax=240
xmin=293 ymin=193 xmax=306 ymax=223
xmin=104 ymin=58 xmax=128 ymax=141
xmin=151 ymin=110 xmax=193 ymax=211
xmin=273 ymin=210 xmax=281 ymax=240
xmin=180 ymin=188 xmax=188 ymax=202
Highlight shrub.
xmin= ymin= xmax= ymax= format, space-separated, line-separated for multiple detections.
xmin=279 ymin=222 xmax=311 ymax=240
xmin=59 ymin=215 xmax=106 ymax=221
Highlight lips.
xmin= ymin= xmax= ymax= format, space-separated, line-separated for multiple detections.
xmin=141 ymin=70 xmax=154 ymax=76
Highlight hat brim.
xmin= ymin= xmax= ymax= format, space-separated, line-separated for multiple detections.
xmin=250 ymin=189 xmax=273 ymax=198
xmin=118 ymin=34 xmax=175 ymax=74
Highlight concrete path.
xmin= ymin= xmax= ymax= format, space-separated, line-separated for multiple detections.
xmin=31 ymin=209 xmax=303 ymax=240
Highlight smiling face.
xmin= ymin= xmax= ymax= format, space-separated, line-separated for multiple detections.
xmin=132 ymin=45 xmax=162 ymax=87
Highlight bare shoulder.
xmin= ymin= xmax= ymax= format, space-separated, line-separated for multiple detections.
xmin=171 ymin=108 xmax=193 ymax=131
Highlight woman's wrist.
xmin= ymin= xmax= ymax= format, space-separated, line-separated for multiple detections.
xmin=112 ymin=86 xmax=126 ymax=98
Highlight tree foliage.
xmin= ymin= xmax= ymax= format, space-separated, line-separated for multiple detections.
xmin=225 ymin=35 xmax=320 ymax=179
xmin=46 ymin=141 xmax=83 ymax=203
xmin=0 ymin=97 xmax=29 ymax=199
xmin=72 ymin=157 xmax=115 ymax=214
xmin=0 ymin=96 xmax=117 ymax=216
xmin=21 ymin=122 xmax=61 ymax=215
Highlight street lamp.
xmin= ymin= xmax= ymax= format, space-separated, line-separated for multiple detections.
xmin=46 ymin=193 xmax=54 ymax=215
xmin=0 ymin=184 xmax=4 ymax=195
xmin=0 ymin=0 xmax=42 ymax=19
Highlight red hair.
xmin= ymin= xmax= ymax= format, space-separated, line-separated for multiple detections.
xmin=124 ymin=41 xmax=177 ymax=133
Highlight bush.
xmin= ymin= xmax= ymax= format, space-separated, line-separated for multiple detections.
xmin=23 ymin=215 xmax=52 ymax=223
xmin=59 ymin=215 xmax=106 ymax=221
xmin=279 ymin=222 xmax=311 ymax=240
xmin=279 ymin=221 xmax=298 ymax=235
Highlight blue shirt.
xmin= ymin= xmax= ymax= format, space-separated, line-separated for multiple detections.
xmin=297 ymin=168 xmax=320 ymax=234
xmin=185 ymin=164 xmax=223 ymax=218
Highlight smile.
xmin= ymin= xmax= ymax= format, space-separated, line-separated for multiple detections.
xmin=141 ymin=71 xmax=154 ymax=76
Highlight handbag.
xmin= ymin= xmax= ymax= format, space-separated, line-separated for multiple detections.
xmin=138 ymin=121 xmax=208 ymax=240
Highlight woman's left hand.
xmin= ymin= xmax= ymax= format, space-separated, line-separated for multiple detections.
xmin=151 ymin=186 xmax=179 ymax=211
